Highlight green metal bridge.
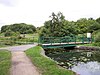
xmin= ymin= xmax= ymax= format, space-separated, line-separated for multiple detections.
xmin=38 ymin=36 xmax=93 ymax=49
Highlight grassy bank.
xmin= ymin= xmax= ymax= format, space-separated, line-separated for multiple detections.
xmin=79 ymin=43 xmax=94 ymax=46
xmin=0 ymin=50 xmax=11 ymax=75
xmin=79 ymin=43 xmax=100 ymax=47
xmin=25 ymin=46 xmax=74 ymax=75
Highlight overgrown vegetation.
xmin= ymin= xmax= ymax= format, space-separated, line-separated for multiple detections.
xmin=25 ymin=46 xmax=74 ymax=75
xmin=0 ymin=50 xmax=11 ymax=75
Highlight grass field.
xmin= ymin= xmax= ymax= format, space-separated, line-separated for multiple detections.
xmin=0 ymin=33 xmax=39 ymax=47
xmin=25 ymin=33 xmax=39 ymax=42
xmin=0 ymin=50 xmax=11 ymax=75
xmin=25 ymin=46 xmax=75 ymax=75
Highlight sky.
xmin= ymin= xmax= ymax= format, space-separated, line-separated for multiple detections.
xmin=0 ymin=0 xmax=100 ymax=28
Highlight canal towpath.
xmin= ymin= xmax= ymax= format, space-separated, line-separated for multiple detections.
xmin=0 ymin=44 xmax=41 ymax=75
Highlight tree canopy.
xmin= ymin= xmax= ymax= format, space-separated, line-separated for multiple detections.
xmin=39 ymin=12 xmax=100 ymax=37
xmin=1 ymin=23 xmax=36 ymax=34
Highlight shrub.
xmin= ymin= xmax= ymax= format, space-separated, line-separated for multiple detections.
xmin=95 ymin=32 xmax=100 ymax=43
xmin=93 ymin=42 xmax=100 ymax=46
xmin=4 ymin=30 xmax=14 ymax=37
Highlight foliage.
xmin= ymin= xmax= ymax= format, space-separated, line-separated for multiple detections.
xmin=1 ymin=23 xmax=36 ymax=34
xmin=4 ymin=29 xmax=14 ymax=37
xmin=40 ymin=12 xmax=77 ymax=37
xmin=87 ymin=19 xmax=100 ymax=33
xmin=25 ymin=46 xmax=74 ymax=75
xmin=96 ymin=17 xmax=100 ymax=24
xmin=4 ymin=29 xmax=20 ymax=37
xmin=39 ymin=12 xmax=100 ymax=37
xmin=95 ymin=32 xmax=100 ymax=43
xmin=0 ymin=33 xmax=36 ymax=46
xmin=0 ymin=50 xmax=11 ymax=75
xmin=76 ymin=18 xmax=88 ymax=34
xmin=93 ymin=32 xmax=100 ymax=46
xmin=93 ymin=42 xmax=100 ymax=46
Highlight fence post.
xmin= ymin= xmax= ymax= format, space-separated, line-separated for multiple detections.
xmin=82 ymin=35 xmax=84 ymax=44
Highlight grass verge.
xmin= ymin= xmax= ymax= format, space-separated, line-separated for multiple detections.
xmin=25 ymin=46 xmax=74 ymax=75
xmin=79 ymin=43 xmax=100 ymax=47
xmin=79 ymin=43 xmax=94 ymax=46
xmin=0 ymin=50 xmax=11 ymax=75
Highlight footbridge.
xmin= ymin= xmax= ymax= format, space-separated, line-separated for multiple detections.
xmin=38 ymin=36 xmax=93 ymax=49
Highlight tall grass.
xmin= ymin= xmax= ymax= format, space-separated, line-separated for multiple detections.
xmin=0 ymin=50 xmax=11 ymax=75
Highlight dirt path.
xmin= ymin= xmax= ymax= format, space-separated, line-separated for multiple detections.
xmin=11 ymin=51 xmax=41 ymax=75
xmin=0 ymin=44 xmax=41 ymax=75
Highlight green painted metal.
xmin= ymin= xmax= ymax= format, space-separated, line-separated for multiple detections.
xmin=42 ymin=44 xmax=76 ymax=49
xmin=38 ymin=35 xmax=93 ymax=49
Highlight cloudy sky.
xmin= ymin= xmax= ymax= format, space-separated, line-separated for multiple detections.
xmin=0 ymin=0 xmax=100 ymax=28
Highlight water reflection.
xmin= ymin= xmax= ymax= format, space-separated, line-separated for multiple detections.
xmin=46 ymin=49 xmax=100 ymax=75
xmin=72 ymin=62 xmax=100 ymax=75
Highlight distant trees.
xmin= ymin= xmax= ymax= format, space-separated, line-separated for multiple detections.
xmin=39 ymin=12 xmax=100 ymax=37
xmin=1 ymin=23 xmax=36 ymax=34
xmin=40 ymin=12 xmax=77 ymax=37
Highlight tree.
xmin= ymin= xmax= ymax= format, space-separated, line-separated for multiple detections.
xmin=87 ymin=19 xmax=100 ymax=33
xmin=1 ymin=23 xmax=36 ymax=34
xmin=1 ymin=25 xmax=10 ymax=33
xmin=96 ymin=17 xmax=100 ymax=24
xmin=40 ymin=12 xmax=65 ymax=37
xmin=76 ymin=18 xmax=88 ymax=34
xmin=40 ymin=12 xmax=78 ymax=37
xmin=75 ymin=18 xmax=100 ymax=34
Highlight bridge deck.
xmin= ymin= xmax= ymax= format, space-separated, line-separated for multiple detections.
xmin=42 ymin=42 xmax=88 ymax=45
xmin=41 ymin=42 xmax=89 ymax=49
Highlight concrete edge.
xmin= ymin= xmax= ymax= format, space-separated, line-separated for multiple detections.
xmin=40 ymin=47 xmax=58 ymax=62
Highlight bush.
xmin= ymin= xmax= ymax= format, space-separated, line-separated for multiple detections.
xmin=4 ymin=40 xmax=15 ymax=45
xmin=93 ymin=42 xmax=100 ymax=46
xmin=4 ymin=30 xmax=14 ymax=37
xmin=95 ymin=32 xmax=100 ymax=43
xmin=4 ymin=30 xmax=20 ymax=37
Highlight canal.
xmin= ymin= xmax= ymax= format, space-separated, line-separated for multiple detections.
xmin=45 ymin=48 xmax=100 ymax=75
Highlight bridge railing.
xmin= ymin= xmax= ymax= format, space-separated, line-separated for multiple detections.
xmin=38 ymin=36 xmax=94 ymax=45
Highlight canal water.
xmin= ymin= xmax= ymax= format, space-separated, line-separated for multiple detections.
xmin=45 ymin=49 xmax=100 ymax=75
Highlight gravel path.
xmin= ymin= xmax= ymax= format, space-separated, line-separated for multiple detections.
xmin=0 ymin=44 xmax=37 ymax=52
xmin=0 ymin=44 xmax=41 ymax=75
xmin=11 ymin=51 xmax=41 ymax=75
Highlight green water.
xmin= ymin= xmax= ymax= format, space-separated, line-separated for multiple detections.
xmin=46 ymin=49 xmax=100 ymax=75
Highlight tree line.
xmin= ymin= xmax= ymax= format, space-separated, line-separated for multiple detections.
xmin=38 ymin=12 xmax=100 ymax=37
xmin=1 ymin=23 xmax=36 ymax=36
xmin=1 ymin=12 xmax=100 ymax=37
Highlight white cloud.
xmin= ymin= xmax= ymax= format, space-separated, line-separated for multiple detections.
xmin=0 ymin=0 xmax=100 ymax=28
xmin=0 ymin=0 xmax=18 ymax=6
